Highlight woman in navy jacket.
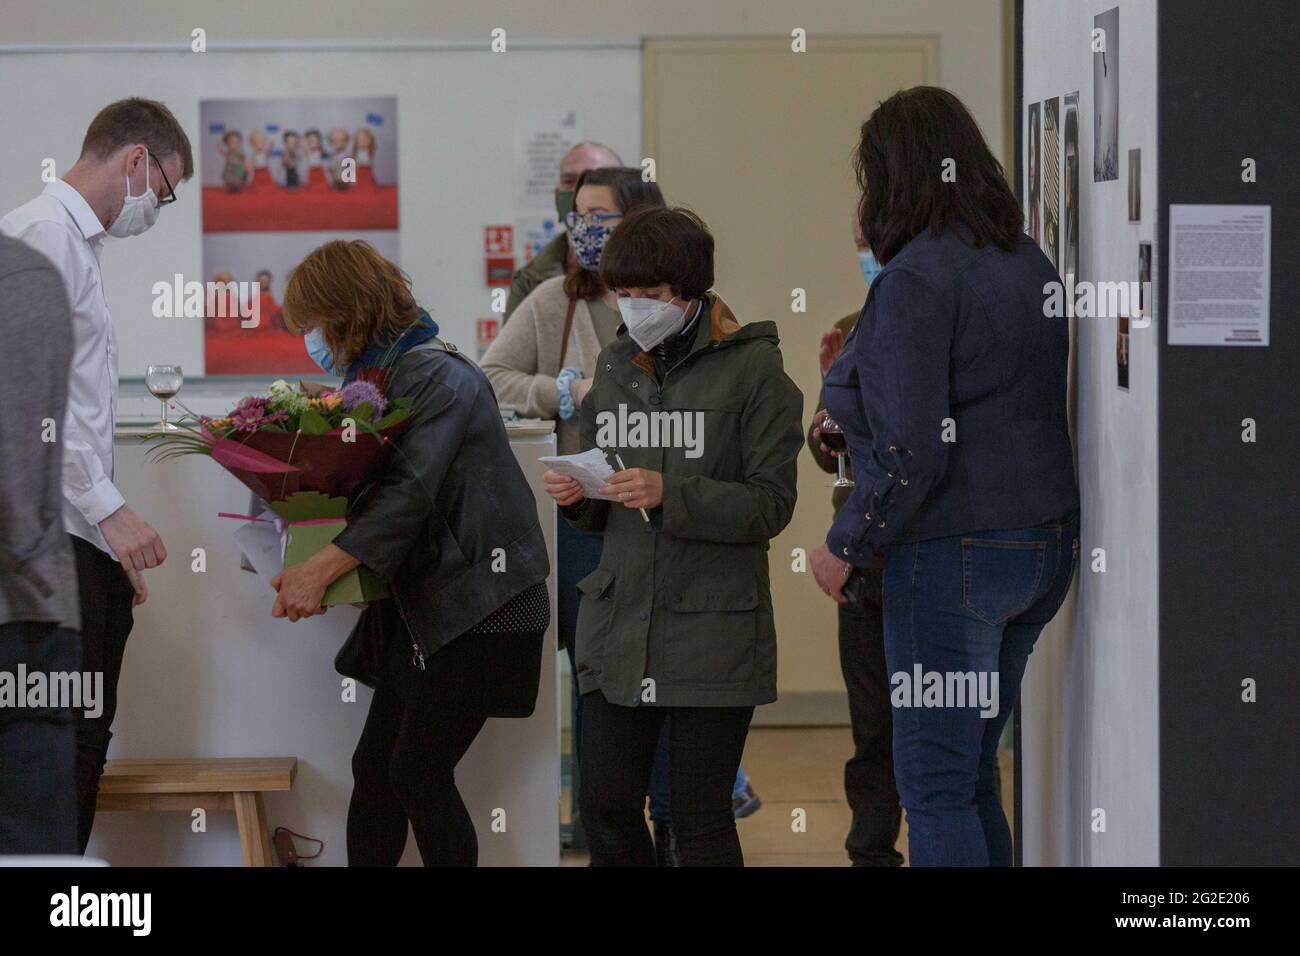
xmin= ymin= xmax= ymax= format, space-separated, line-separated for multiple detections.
xmin=810 ymin=87 xmax=1080 ymax=866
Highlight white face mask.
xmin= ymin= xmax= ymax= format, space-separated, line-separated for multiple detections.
xmin=618 ymin=296 xmax=687 ymax=352
xmin=108 ymin=148 xmax=160 ymax=238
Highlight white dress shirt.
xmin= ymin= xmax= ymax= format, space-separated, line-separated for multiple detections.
xmin=1 ymin=180 xmax=123 ymax=556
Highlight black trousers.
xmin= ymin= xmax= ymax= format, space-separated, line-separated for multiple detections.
xmin=839 ymin=567 xmax=904 ymax=866
xmin=0 ymin=621 xmax=81 ymax=854
xmin=70 ymin=534 xmax=135 ymax=855
xmin=579 ymin=690 xmax=753 ymax=867
xmin=347 ymin=619 xmax=545 ymax=866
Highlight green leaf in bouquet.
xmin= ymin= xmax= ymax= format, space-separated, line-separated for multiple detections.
xmin=348 ymin=402 xmax=376 ymax=423
xmin=299 ymin=408 xmax=332 ymax=435
xmin=143 ymin=419 xmax=214 ymax=463
xmin=372 ymin=397 xmax=413 ymax=431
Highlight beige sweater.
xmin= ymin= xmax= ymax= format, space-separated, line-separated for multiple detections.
xmin=481 ymin=274 xmax=603 ymax=454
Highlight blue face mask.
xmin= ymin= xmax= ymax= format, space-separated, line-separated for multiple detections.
xmin=304 ymin=328 xmax=336 ymax=375
xmin=859 ymin=250 xmax=882 ymax=288
xmin=570 ymin=216 xmax=612 ymax=272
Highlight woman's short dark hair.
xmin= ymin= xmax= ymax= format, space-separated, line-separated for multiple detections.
xmin=854 ymin=86 xmax=1024 ymax=264
xmin=599 ymin=206 xmax=715 ymax=299
xmin=564 ymin=167 xmax=666 ymax=300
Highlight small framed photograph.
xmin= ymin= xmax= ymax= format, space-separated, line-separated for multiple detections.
xmin=1138 ymin=241 xmax=1152 ymax=318
xmin=1117 ymin=315 xmax=1130 ymax=390
xmin=1128 ymin=148 xmax=1141 ymax=222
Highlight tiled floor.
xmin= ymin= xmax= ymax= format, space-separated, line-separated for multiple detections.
xmin=561 ymin=726 xmax=1014 ymax=866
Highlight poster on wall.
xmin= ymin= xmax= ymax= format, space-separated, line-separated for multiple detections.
xmin=199 ymin=96 xmax=400 ymax=375
xmin=1027 ymin=102 xmax=1041 ymax=242
xmin=1116 ymin=315 xmax=1130 ymax=390
xmin=1167 ymin=204 xmax=1271 ymax=346
xmin=1093 ymin=7 xmax=1120 ymax=182
xmin=1138 ymin=241 xmax=1152 ymax=320
xmin=1062 ymin=92 xmax=1080 ymax=283
xmin=1042 ymin=97 xmax=1060 ymax=271
xmin=1128 ymin=149 xmax=1142 ymax=222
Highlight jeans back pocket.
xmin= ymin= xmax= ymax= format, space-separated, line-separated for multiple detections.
xmin=961 ymin=538 xmax=1047 ymax=626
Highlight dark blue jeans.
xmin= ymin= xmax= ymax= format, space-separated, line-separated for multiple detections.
xmin=882 ymin=512 xmax=1079 ymax=866
xmin=0 ymin=621 xmax=80 ymax=855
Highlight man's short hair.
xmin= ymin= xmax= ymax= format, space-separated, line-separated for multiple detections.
xmin=81 ymin=98 xmax=195 ymax=181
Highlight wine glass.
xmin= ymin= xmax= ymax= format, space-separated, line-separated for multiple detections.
xmin=145 ymin=364 xmax=184 ymax=431
xmin=820 ymin=413 xmax=855 ymax=489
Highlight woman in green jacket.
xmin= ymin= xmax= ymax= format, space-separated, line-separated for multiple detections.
xmin=543 ymin=206 xmax=803 ymax=866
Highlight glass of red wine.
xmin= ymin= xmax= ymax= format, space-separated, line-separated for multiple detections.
xmin=820 ymin=413 xmax=854 ymax=489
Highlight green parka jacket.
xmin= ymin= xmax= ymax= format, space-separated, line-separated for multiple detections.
xmin=563 ymin=293 xmax=803 ymax=707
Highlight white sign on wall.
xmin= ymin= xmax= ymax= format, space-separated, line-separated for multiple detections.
xmin=514 ymin=110 xmax=583 ymax=209
xmin=1168 ymin=204 xmax=1271 ymax=346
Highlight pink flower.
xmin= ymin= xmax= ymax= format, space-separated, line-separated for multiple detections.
xmin=228 ymin=395 xmax=289 ymax=432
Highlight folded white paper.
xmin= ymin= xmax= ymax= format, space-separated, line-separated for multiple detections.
xmin=233 ymin=511 xmax=287 ymax=588
xmin=539 ymin=447 xmax=621 ymax=501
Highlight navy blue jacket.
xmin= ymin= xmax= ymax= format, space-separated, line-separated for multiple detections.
xmin=823 ymin=223 xmax=1079 ymax=567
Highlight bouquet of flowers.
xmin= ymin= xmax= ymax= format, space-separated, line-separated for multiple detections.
xmin=148 ymin=377 xmax=413 ymax=605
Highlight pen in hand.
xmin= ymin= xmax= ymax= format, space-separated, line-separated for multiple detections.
xmin=613 ymin=453 xmax=650 ymax=523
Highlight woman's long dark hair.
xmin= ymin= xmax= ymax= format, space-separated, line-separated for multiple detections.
xmin=564 ymin=167 xmax=665 ymax=300
xmin=854 ymin=86 xmax=1024 ymax=264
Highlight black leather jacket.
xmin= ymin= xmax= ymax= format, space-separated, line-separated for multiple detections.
xmin=334 ymin=339 xmax=550 ymax=662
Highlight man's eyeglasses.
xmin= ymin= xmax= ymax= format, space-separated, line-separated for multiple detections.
xmin=152 ymin=154 xmax=178 ymax=207
xmin=565 ymin=210 xmax=621 ymax=230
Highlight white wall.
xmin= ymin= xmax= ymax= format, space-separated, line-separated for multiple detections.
xmin=1019 ymin=0 xmax=1159 ymax=866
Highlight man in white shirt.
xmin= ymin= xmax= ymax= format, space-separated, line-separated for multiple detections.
xmin=0 ymin=97 xmax=193 ymax=853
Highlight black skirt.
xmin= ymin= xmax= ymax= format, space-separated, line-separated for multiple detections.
xmin=339 ymin=597 xmax=546 ymax=718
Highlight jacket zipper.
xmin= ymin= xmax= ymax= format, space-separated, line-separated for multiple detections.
xmin=390 ymin=588 xmax=426 ymax=670
xmin=350 ymin=477 xmax=427 ymax=670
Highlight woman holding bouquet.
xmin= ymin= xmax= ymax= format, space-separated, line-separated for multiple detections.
xmin=272 ymin=239 xmax=550 ymax=866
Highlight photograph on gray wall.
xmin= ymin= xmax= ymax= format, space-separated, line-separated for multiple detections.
xmin=1093 ymin=6 xmax=1120 ymax=181
xmin=1138 ymin=241 xmax=1152 ymax=319
xmin=1128 ymin=149 xmax=1141 ymax=221
xmin=1043 ymin=97 xmax=1060 ymax=270
xmin=1027 ymin=101 xmax=1041 ymax=241
xmin=1063 ymin=92 xmax=1080 ymax=281
xmin=1116 ymin=314 xmax=1130 ymax=390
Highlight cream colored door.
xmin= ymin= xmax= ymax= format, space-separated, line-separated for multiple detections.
xmin=644 ymin=37 xmax=936 ymax=716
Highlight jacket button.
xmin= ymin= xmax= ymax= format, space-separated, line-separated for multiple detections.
xmin=605 ymin=364 xmax=612 ymax=371
xmin=631 ymin=381 xmax=639 ymax=389
xmin=888 ymin=445 xmax=897 ymax=454
xmin=864 ymin=512 xmax=871 ymax=520
xmin=877 ymin=520 xmax=886 ymax=528
xmin=639 ymin=611 xmax=648 ymax=621
xmin=900 ymin=479 xmax=909 ymax=486
xmin=841 ymin=547 xmax=849 ymax=556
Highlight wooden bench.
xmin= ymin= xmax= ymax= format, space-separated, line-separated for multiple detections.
xmin=97 ymin=757 xmax=297 ymax=866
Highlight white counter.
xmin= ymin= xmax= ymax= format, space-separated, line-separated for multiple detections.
xmin=88 ymin=420 xmax=559 ymax=866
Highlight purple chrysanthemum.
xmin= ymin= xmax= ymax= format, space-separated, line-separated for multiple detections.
xmin=339 ymin=380 xmax=387 ymax=417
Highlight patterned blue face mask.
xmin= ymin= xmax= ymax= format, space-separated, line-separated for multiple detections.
xmin=859 ymin=250 xmax=882 ymax=288
xmin=304 ymin=327 xmax=336 ymax=375
xmin=570 ymin=216 xmax=613 ymax=271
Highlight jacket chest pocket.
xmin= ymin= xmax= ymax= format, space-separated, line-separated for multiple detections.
xmin=657 ymin=569 xmax=758 ymax=686
xmin=655 ymin=400 xmax=741 ymax=477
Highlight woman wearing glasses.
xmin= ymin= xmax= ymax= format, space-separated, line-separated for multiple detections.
xmin=482 ymin=167 xmax=664 ymax=783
